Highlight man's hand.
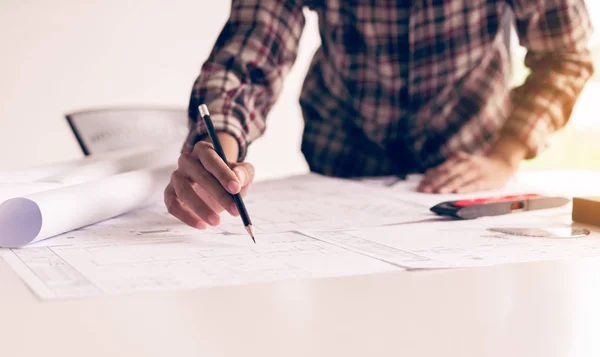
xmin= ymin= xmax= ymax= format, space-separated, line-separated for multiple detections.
xmin=417 ymin=136 xmax=528 ymax=194
xmin=164 ymin=133 xmax=254 ymax=229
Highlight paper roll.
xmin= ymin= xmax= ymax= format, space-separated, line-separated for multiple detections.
xmin=0 ymin=165 xmax=174 ymax=248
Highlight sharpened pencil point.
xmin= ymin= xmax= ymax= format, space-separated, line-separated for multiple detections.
xmin=245 ymin=225 xmax=256 ymax=243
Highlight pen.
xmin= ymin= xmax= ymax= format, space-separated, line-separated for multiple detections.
xmin=199 ymin=104 xmax=256 ymax=243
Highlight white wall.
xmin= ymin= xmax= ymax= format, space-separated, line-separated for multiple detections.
xmin=0 ymin=0 xmax=320 ymax=181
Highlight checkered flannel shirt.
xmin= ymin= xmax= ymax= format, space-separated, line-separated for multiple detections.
xmin=185 ymin=0 xmax=594 ymax=177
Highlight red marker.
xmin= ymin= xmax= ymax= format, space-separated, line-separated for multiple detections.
xmin=430 ymin=194 xmax=570 ymax=220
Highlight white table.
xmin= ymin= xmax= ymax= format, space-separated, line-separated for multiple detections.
xmin=3 ymin=257 xmax=600 ymax=356
xmin=3 ymin=169 xmax=600 ymax=357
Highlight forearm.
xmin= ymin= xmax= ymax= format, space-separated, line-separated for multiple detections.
xmin=487 ymin=135 xmax=528 ymax=169
xmin=503 ymin=51 xmax=593 ymax=159
xmin=505 ymin=0 xmax=594 ymax=159
xmin=186 ymin=0 xmax=305 ymax=161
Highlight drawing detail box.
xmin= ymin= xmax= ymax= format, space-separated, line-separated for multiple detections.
xmin=65 ymin=107 xmax=189 ymax=155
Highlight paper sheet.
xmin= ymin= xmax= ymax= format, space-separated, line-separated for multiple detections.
xmin=217 ymin=174 xmax=432 ymax=235
xmin=1 ymin=171 xmax=595 ymax=300
xmin=0 ymin=203 xmax=400 ymax=299
xmin=0 ymin=143 xmax=181 ymax=248
xmin=0 ymin=165 xmax=174 ymax=248
xmin=357 ymin=174 xmax=537 ymax=208
xmin=1 ymin=199 xmax=592 ymax=300
xmin=302 ymin=213 xmax=599 ymax=270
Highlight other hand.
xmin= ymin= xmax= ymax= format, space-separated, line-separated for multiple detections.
xmin=164 ymin=137 xmax=254 ymax=229
xmin=417 ymin=152 xmax=518 ymax=194
xmin=418 ymin=136 xmax=527 ymax=194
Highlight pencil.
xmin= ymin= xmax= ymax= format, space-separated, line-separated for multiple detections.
xmin=199 ymin=104 xmax=256 ymax=243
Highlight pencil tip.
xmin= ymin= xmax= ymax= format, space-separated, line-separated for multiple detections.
xmin=245 ymin=225 xmax=256 ymax=243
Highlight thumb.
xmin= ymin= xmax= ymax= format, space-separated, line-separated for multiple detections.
xmin=231 ymin=162 xmax=255 ymax=187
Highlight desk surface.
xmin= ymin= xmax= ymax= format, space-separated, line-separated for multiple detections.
xmin=3 ymin=258 xmax=600 ymax=356
xmin=3 ymin=169 xmax=600 ymax=357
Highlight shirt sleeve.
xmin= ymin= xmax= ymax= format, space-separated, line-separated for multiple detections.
xmin=184 ymin=0 xmax=306 ymax=160
xmin=503 ymin=0 xmax=595 ymax=159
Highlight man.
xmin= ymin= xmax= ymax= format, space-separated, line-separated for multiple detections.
xmin=165 ymin=0 xmax=593 ymax=229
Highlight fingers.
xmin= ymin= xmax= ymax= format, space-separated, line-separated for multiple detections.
xmin=193 ymin=142 xmax=241 ymax=194
xmin=435 ymin=169 xmax=480 ymax=194
xmin=170 ymin=170 xmax=221 ymax=226
xmin=166 ymin=141 xmax=257 ymax=228
xmin=178 ymin=153 xmax=237 ymax=215
xmin=235 ymin=165 xmax=254 ymax=198
xmin=426 ymin=152 xmax=469 ymax=176
xmin=419 ymin=156 xmax=472 ymax=193
xmin=231 ymin=162 xmax=255 ymax=189
xmin=455 ymin=179 xmax=485 ymax=194
xmin=420 ymin=160 xmax=461 ymax=192
xmin=164 ymin=184 xmax=207 ymax=229
xmin=417 ymin=151 xmax=516 ymax=195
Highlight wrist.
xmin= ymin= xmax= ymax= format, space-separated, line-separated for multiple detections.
xmin=216 ymin=132 xmax=240 ymax=163
xmin=487 ymin=136 xmax=528 ymax=169
xmin=201 ymin=132 xmax=240 ymax=163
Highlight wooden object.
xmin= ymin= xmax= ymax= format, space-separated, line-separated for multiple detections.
xmin=572 ymin=197 xmax=600 ymax=226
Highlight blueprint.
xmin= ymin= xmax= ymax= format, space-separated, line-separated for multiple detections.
xmin=1 ymin=174 xmax=597 ymax=300
xmin=302 ymin=214 xmax=598 ymax=270
xmin=217 ymin=174 xmax=430 ymax=235
xmin=0 ymin=202 xmax=400 ymax=299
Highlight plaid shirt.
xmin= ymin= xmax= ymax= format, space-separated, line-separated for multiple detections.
xmin=185 ymin=0 xmax=594 ymax=177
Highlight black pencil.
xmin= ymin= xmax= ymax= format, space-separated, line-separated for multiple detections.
xmin=199 ymin=104 xmax=256 ymax=243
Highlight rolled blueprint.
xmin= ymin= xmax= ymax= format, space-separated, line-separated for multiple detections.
xmin=0 ymin=164 xmax=174 ymax=248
